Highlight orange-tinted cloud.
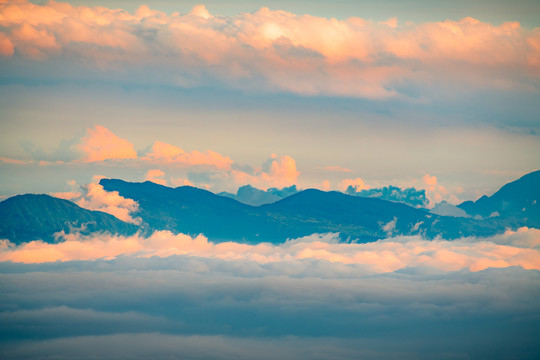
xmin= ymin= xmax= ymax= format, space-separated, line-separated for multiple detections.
xmin=75 ymin=177 xmax=141 ymax=224
xmin=422 ymin=174 xmax=461 ymax=206
xmin=232 ymin=154 xmax=300 ymax=189
xmin=145 ymin=169 xmax=166 ymax=186
xmin=78 ymin=125 xmax=137 ymax=163
xmin=339 ymin=177 xmax=369 ymax=191
xmin=50 ymin=191 xmax=82 ymax=200
xmin=143 ymin=141 xmax=233 ymax=170
xmin=1 ymin=227 xmax=539 ymax=273
xmin=0 ymin=32 xmax=13 ymax=56
xmin=1 ymin=1 xmax=538 ymax=98
xmin=0 ymin=156 xmax=32 ymax=165
xmin=322 ymin=166 xmax=352 ymax=173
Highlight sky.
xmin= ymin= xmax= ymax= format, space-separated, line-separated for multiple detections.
xmin=1 ymin=1 xmax=540 ymax=359
xmin=0 ymin=0 xmax=539 ymax=205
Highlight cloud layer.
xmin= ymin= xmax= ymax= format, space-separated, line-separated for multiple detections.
xmin=0 ymin=1 xmax=539 ymax=98
xmin=1 ymin=228 xmax=539 ymax=359
xmin=1 ymin=227 xmax=539 ymax=273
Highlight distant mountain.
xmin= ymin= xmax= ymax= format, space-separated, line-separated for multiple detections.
xmin=458 ymin=170 xmax=540 ymax=227
xmin=345 ymin=185 xmax=428 ymax=208
xmin=0 ymin=194 xmax=139 ymax=244
xmin=219 ymin=184 xmax=299 ymax=206
xmin=431 ymin=201 xmax=469 ymax=218
xmin=4 ymin=172 xmax=535 ymax=245
xmin=101 ymin=179 xmax=509 ymax=243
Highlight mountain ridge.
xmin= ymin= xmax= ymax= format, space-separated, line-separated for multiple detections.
xmin=2 ymin=170 xmax=537 ymax=244
xmin=0 ymin=194 xmax=139 ymax=244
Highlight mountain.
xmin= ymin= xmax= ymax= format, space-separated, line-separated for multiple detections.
xmin=219 ymin=184 xmax=299 ymax=206
xmin=100 ymin=179 xmax=509 ymax=243
xmin=0 ymin=194 xmax=139 ymax=244
xmin=458 ymin=170 xmax=540 ymax=227
xmin=430 ymin=201 xmax=469 ymax=217
xmin=4 ymin=171 xmax=536 ymax=245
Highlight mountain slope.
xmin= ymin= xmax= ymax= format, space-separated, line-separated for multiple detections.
xmin=101 ymin=179 xmax=509 ymax=243
xmin=458 ymin=170 xmax=540 ymax=227
xmin=0 ymin=194 xmax=139 ymax=244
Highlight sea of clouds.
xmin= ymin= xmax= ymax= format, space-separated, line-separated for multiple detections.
xmin=1 ymin=228 xmax=539 ymax=359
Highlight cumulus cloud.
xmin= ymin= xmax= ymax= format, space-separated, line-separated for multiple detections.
xmin=144 ymin=169 xmax=167 ymax=186
xmin=346 ymin=185 xmax=429 ymax=208
xmin=229 ymin=154 xmax=300 ymax=189
xmin=75 ymin=181 xmax=140 ymax=224
xmin=6 ymin=124 xmax=300 ymax=191
xmin=78 ymin=125 xmax=137 ymax=163
xmin=339 ymin=177 xmax=369 ymax=192
xmin=50 ymin=176 xmax=141 ymax=224
xmin=0 ymin=1 xmax=538 ymax=98
xmin=142 ymin=141 xmax=233 ymax=170
xmin=422 ymin=173 xmax=461 ymax=206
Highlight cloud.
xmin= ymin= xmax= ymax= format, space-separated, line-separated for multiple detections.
xmin=53 ymin=176 xmax=141 ymax=224
xmin=0 ymin=31 xmax=13 ymax=56
xmin=321 ymin=165 xmax=352 ymax=173
xmin=1 ymin=1 xmax=538 ymax=98
xmin=144 ymin=169 xmax=166 ymax=186
xmin=7 ymin=123 xmax=301 ymax=192
xmin=422 ymin=173 xmax=461 ymax=206
xmin=346 ymin=185 xmax=429 ymax=208
xmin=1 ymin=229 xmax=539 ymax=359
xmin=422 ymin=174 xmax=438 ymax=188
xmin=49 ymin=191 xmax=81 ymax=200
xmin=226 ymin=154 xmax=300 ymax=190
xmin=189 ymin=5 xmax=212 ymax=20
xmin=219 ymin=184 xmax=299 ymax=206
xmin=339 ymin=177 xmax=369 ymax=192
xmin=142 ymin=141 xmax=233 ymax=170
xmin=78 ymin=125 xmax=137 ymax=163
xmin=0 ymin=156 xmax=32 ymax=165
xmin=1 ymin=227 xmax=539 ymax=273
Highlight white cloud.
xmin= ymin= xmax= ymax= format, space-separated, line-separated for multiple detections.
xmin=49 ymin=176 xmax=141 ymax=224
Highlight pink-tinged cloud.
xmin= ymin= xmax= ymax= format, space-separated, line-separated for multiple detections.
xmin=50 ymin=191 xmax=82 ymax=200
xmin=421 ymin=174 xmax=461 ymax=206
xmin=0 ymin=32 xmax=13 ymax=56
xmin=145 ymin=141 xmax=185 ymax=160
xmin=232 ymin=154 xmax=300 ymax=189
xmin=1 ymin=1 xmax=538 ymax=98
xmin=1 ymin=228 xmax=539 ymax=273
xmin=321 ymin=180 xmax=331 ymax=191
xmin=143 ymin=141 xmax=233 ymax=170
xmin=145 ymin=169 xmax=166 ymax=186
xmin=170 ymin=177 xmax=193 ymax=187
xmin=322 ymin=166 xmax=352 ymax=173
xmin=189 ymin=5 xmax=212 ymax=20
xmin=0 ymin=156 xmax=32 ymax=165
xmin=78 ymin=125 xmax=137 ymax=163
xmin=74 ymin=178 xmax=140 ymax=224
xmin=423 ymin=174 xmax=438 ymax=188
xmin=339 ymin=177 xmax=369 ymax=191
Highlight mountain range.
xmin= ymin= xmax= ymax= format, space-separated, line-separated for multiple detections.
xmin=1 ymin=170 xmax=538 ymax=244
